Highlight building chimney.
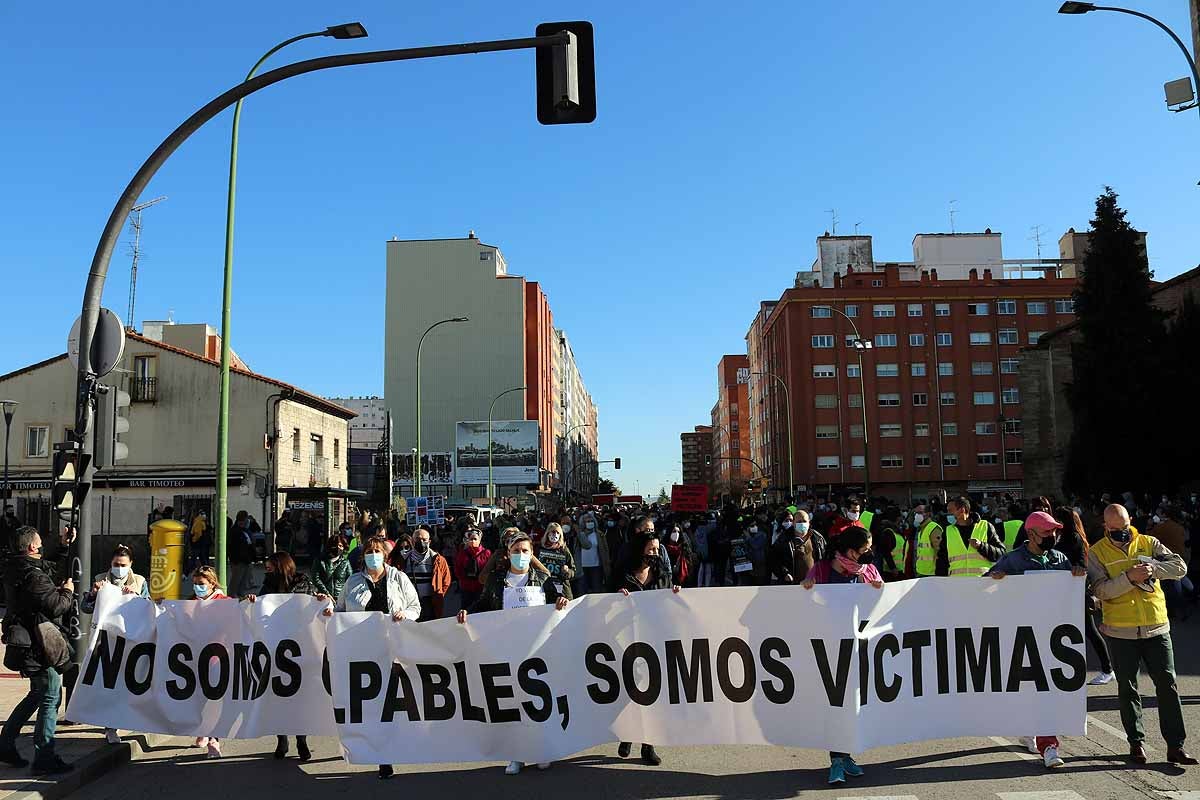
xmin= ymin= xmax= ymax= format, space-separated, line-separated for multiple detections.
xmin=983 ymin=268 xmax=993 ymax=281
xmin=468 ymin=230 xmax=477 ymax=239
xmin=930 ymin=268 xmax=939 ymax=282
xmin=969 ymin=268 xmax=978 ymax=281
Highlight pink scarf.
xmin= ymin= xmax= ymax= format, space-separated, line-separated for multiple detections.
xmin=835 ymin=553 xmax=863 ymax=576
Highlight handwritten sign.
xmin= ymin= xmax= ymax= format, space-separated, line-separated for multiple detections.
xmin=502 ymin=585 xmax=546 ymax=609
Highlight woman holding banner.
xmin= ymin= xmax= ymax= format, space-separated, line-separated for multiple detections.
xmin=245 ymin=552 xmax=329 ymax=763
xmin=457 ymin=528 xmax=569 ymax=776
xmin=188 ymin=565 xmax=230 ymax=759
xmin=326 ymin=536 xmax=422 ymax=779
xmin=613 ymin=527 xmax=682 ymax=767
xmin=802 ymin=525 xmax=882 ymax=786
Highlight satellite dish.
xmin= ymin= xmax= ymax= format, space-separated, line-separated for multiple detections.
xmin=68 ymin=308 xmax=126 ymax=378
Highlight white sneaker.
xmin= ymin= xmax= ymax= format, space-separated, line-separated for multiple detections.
xmin=536 ymin=762 xmax=551 ymax=770
xmin=1043 ymin=745 xmax=1064 ymax=768
xmin=104 ymin=728 xmax=121 ymax=745
xmin=505 ymin=760 xmax=522 ymax=775
xmin=1018 ymin=736 xmax=1038 ymax=753
xmin=1088 ymin=671 xmax=1115 ymax=686
xmin=207 ymin=740 xmax=222 ymax=759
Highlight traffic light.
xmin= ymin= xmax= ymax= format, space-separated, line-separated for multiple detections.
xmin=614 ymin=457 xmax=621 ymax=469
xmin=535 ymin=21 xmax=597 ymax=124
xmin=95 ymin=386 xmax=130 ymax=469
xmin=51 ymin=442 xmax=90 ymax=514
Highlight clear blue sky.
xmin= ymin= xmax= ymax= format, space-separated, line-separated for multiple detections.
xmin=2 ymin=1 xmax=1197 ymax=498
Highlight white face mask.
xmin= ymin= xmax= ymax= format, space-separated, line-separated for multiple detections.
xmin=913 ymin=513 xmax=924 ymax=525
xmin=846 ymin=511 xmax=860 ymax=521
xmin=669 ymin=531 xmax=680 ymax=542
xmin=749 ymin=526 xmax=758 ymax=534
xmin=562 ymin=525 xmax=572 ymax=533
xmin=782 ymin=520 xmax=793 ymax=529
xmin=111 ymin=564 xmax=130 ymax=580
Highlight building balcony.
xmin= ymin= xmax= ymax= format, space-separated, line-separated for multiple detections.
xmin=131 ymin=377 xmax=157 ymax=403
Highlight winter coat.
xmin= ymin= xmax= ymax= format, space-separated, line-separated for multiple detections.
xmin=81 ymin=569 xmax=149 ymax=613
xmin=611 ymin=556 xmax=673 ymax=593
xmin=311 ymin=554 xmax=352 ymax=600
xmin=468 ymin=565 xmax=563 ymax=614
xmin=259 ymin=571 xmax=317 ymax=597
xmin=335 ymin=565 xmax=422 ymax=619
xmin=768 ymin=529 xmax=826 ymax=584
xmin=454 ymin=546 xmax=493 ymax=594
xmin=2 ymin=555 xmax=75 ymax=674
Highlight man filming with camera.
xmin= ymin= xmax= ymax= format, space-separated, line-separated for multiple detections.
xmin=1087 ymin=503 xmax=1196 ymax=767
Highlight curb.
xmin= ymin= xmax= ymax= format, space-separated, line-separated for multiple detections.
xmin=4 ymin=733 xmax=170 ymax=800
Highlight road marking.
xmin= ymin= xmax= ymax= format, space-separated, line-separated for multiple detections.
xmin=1086 ymin=714 xmax=1153 ymax=752
xmin=997 ymin=792 xmax=1088 ymax=800
xmin=836 ymin=796 xmax=920 ymax=800
xmin=989 ymin=736 xmax=1039 ymax=761
xmin=1158 ymin=794 xmax=1200 ymax=799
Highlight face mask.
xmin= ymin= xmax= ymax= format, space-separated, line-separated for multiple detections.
xmin=684 ymin=522 xmax=691 ymax=529
xmin=782 ymin=521 xmax=793 ymax=529
xmin=546 ymin=533 xmax=562 ymax=545
xmin=510 ymin=552 xmax=532 ymax=571
xmin=415 ymin=541 xmax=429 ymax=554
xmin=749 ymin=526 xmax=758 ymax=534
xmin=364 ymin=553 xmax=385 ymax=571
xmin=795 ymin=521 xmax=810 ymax=534
xmin=586 ymin=522 xmax=595 ymax=530
xmin=642 ymin=554 xmax=657 ymax=567
xmin=856 ymin=550 xmax=875 ymax=566
xmin=111 ymin=565 xmax=130 ymax=580
xmin=981 ymin=505 xmax=990 ymax=514
xmin=562 ymin=525 xmax=572 ymax=533
xmin=947 ymin=514 xmax=957 ymax=525
xmin=846 ymin=511 xmax=860 ymax=521
xmin=994 ymin=517 xmax=1002 ymax=526
xmin=398 ymin=548 xmax=411 ymax=559
xmin=465 ymin=538 xmax=481 ymax=549
xmin=1109 ymin=528 xmax=1132 ymax=544
xmin=1152 ymin=515 xmax=1161 ymax=524
xmin=1035 ymin=533 xmax=1057 ymax=551
xmin=669 ymin=531 xmax=680 ymax=542
xmin=606 ymin=520 xmax=615 ymax=528
xmin=193 ymin=583 xmax=210 ymax=598
xmin=913 ymin=513 xmax=924 ymax=525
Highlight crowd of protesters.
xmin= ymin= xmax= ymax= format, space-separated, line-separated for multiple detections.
xmin=0 ymin=486 xmax=1197 ymax=782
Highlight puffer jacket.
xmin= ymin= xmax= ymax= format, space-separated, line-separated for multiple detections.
xmin=335 ymin=565 xmax=421 ymax=619
xmin=311 ymin=555 xmax=352 ymax=599
xmin=2 ymin=555 xmax=75 ymax=674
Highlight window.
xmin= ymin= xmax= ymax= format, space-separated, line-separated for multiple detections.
xmin=1054 ymin=299 xmax=1075 ymax=314
xmin=875 ymin=333 xmax=897 ymax=347
xmin=968 ymin=302 xmax=989 ymax=316
xmin=943 ymin=453 xmax=960 ymax=467
xmin=971 ymin=361 xmax=994 ymax=376
xmin=811 ymin=306 xmax=832 ymax=318
xmin=812 ymin=335 xmax=834 ymax=348
xmin=292 ymin=428 xmax=301 ymax=462
xmin=1028 ymin=331 xmax=1046 ymax=345
xmin=1002 ymin=387 xmax=1020 ymax=404
xmin=908 ymin=304 xmax=924 ymax=317
xmin=25 ymin=425 xmax=49 ymax=458
xmin=936 ymin=332 xmax=952 ymax=346
xmin=878 ymin=393 xmax=900 ymax=407
xmin=997 ymin=299 xmax=1016 ymax=315
xmin=969 ymin=332 xmax=992 ymax=346
xmin=334 ymin=439 xmax=340 ymax=468
xmin=916 ymin=454 xmax=932 ymax=467
xmin=132 ymin=355 xmax=157 ymax=403
xmin=1004 ymin=418 xmax=1023 ymax=435
xmin=876 ymin=363 xmax=899 ymax=377
xmin=999 ymin=329 xmax=1018 ymax=345
xmin=975 ymin=421 xmax=997 ymax=435
xmin=1005 ymin=449 xmax=1024 ymax=465
xmin=850 ymin=424 xmax=864 ymax=439
xmin=873 ymin=304 xmax=896 ymax=318
xmin=871 ymin=279 xmax=884 ymax=287
xmin=977 ymin=453 xmax=999 ymax=465
xmin=942 ymin=422 xmax=958 ymax=436
xmin=940 ymin=391 xmax=956 ymax=406
xmin=935 ymin=303 xmax=951 ymax=317
xmin=814 ymin=394 xmax=837 ymax=409
xmin=973 ymin=391 xmax=995 ymax=405
xmin=848 ymin=394 xmax=863 ymax=408
xmin=815 ymin=425 xmax=840 ymax=439
xmin=909 ymin=333 xmax=925 ymax=346
xmin=844 ymin=304 xmax=858 ymax=317
xmin=813 ymin=364 xmax=836 ymax=378
xmin=938 ymin=362 xmax=954 ymax=376
xmin=850 ymin=455 xmax=866 ymax=468
xmin=881 ymin=455 xmax=904 ymax=468
xmin=880 ymin=424 xmax=902 ymax=438
xmin=912 ymin=392 xmax=928 ymax=406
xmin=817 ymin=456 xmax=840 ymax=470
xmin=914 ymin=423 xmax=931 ymax=437
xmin=1027 ymin=301 xmax=1048 ymax=315
xmin=846 ymin=363 xmax=861 ymax=378
xmin=911 ymin=362 xmax=927 ymax=377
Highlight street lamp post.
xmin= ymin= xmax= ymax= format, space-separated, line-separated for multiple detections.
xmin=813 ymin=305 xmax=874 ymax=498
xmin=214 ymin=22 xmax=368 ymax=585
xmin=752 ymin=371 xmax=793 ymax=497
xmin=1059 ymin=3 xmax=1200 ymax=127
xmin=1 ymin=400 xmax=17 ymax=505
xmin=415 ymin=317 xmax=469 ymax=496
xmin=488 ymin=385 xmax=526 ymax=503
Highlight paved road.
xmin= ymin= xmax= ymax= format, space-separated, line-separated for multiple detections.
xmin=67 ymin=614 xmax=1200 ymax=800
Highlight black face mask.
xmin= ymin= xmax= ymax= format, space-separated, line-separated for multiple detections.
xmin=856 ymin=551 xmax=874 ymax=566
xmin=1109 ymin=528 xmax=1132 ymax=544
xmin=1036 ymin=533 xmax=1058 ymax=551
xmin=642 ymin=554 xmax=657 ymax=567
xmin=415 ymin=541 xmax=429 ymax=554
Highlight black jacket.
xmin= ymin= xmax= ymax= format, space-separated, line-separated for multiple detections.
xmin=768 ymin=530 xmax=826 ymax=584
xmin=468 ymin=567 xmax=563 ymax=614
xmin=935 ymin=513 xmax=1006 ymax=576
xmin=610 ymin=558 xmax=672 ymax=593
xmin=258 ymin=572 xmax=316 ymax=596
xmin=3 ymin=555 xmax=75 ymax=673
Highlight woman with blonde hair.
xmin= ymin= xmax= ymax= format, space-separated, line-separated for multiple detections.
xmin=189 ymin=565 xmax=230 ymax=759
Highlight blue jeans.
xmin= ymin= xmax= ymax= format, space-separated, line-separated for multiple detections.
xmin=0 ymin=667 xmax=63 ymax=763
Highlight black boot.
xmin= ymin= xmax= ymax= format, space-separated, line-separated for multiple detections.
xmin=379 ymin=765 xmax=394 ymax=779
xmin=296 ymin=736 xmax=311 ymax=762
xmin=273 ymin=736 xmax=288 ymax=759
xmin=0 ymin=747 xmax=28 ymax=767
xmin=641 ymin=744 xmax=661 ymax=766
xmin=617 ymin=742 xmax=631 ymax=758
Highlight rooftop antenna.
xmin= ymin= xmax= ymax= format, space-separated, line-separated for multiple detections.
xmin=126 ymin=196 xmax=168 ymax=331
xmin=949 ymin=200 xmax=958 ymax=234
xmin=825 ymin=208 xmax=838 ymax=236
xmin=1029 ymin=224 xmax=1048 ymax=260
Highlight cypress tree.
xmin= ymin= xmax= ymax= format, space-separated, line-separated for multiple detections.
xmin=1064 ymin=188 xmax=1167 ymax=496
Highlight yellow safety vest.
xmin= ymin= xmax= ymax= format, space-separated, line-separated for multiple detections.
xmin=914 ymin=519 xmax=941 ymax=576
xmin=1091 ymin=533 xmax=1168 ymax=630
xmin=1003 ymin=519 xmax=1022 ymax=551
xmin=894 ymin=534 xmax=908 ymax=575
xmin=945 ymin=520 xmax=993 ymax=577
xmin=859 ymin=510 xmax=874 ymax=533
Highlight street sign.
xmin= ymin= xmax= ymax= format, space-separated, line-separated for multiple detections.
xmin=68 ymin=308 xmax=125 ymax=378
xmin=671 ymin=484 xmax=710 ymax=512
xmin=406 ymin=496 xmax=446 ymax=527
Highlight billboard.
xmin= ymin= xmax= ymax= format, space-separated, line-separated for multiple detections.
xmin=455 ymin=420 xmax=539 ymax=486
xmin=392 ymin=452 xmax=454 ymax=488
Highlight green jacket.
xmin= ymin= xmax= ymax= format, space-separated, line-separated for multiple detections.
xmin=311 ymin=555 xmax=351 ymax=599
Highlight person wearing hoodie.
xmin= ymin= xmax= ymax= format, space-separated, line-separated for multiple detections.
xmin=936 ymin=495 xmax=1005 ymax=578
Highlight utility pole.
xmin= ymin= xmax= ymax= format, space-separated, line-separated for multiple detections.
xmin=125 ymin=196 xmax=167 ymax=330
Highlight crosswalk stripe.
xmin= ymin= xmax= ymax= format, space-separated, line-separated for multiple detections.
xmin=996 ymin=792 xmax=1089 ymax=800
xmin=1085 ymin=714 xmax=1153 ymax=752
xmin=989 ymin=736 xmax=1039 ymax=761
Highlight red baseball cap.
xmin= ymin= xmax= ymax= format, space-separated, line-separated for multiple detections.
xmin=1025 ymin=511 xmax=1063 ymax=533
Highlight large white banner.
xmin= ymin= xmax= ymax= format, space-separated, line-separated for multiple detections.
xmin=328 ymin=575 xmax=1087 ymax=764
xmin=67 ymin=586 xmax=335 ymax=738
xmin=69 ymin=577 xmax=1086 ymax=761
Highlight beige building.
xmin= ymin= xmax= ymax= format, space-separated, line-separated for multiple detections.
xmin=555 ymin=329 xmax=599 ymax=496
xmin=0 ymin=325 xmax=354 ymax=573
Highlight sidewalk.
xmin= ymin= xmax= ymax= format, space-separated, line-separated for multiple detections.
xmin=0 ymin=645 xmax=166 ymax=800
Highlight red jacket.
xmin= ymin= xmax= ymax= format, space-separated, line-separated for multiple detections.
xmin=828 ymin=516 xmax=867 ymax=541
xmin=454 ymin=546 xmax=492 ymax=594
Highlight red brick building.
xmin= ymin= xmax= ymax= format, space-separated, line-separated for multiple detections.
xmin=757 ymin=264 xmax=1077 ymax=500
xmin=711 ymin=355 xmax=752 ymax=499
xmin=680 ymin=424 xmax=715 ymax=493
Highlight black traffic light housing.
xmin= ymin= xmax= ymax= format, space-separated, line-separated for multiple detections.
xmin=51 ymin=442 xmax=90 ymax=515
xmin=614 ymin=457 xmax=621 ymax=470
xmin=535 ymin=21 xmax=596 ymax=124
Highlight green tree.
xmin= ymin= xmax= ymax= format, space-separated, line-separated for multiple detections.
xmin=656 ymin=487 xmax=670 ymax=505
xmin=597 ymin=477 xmax=620 ymax=495
xmin=1064 ymin=188 xmax=1168 ymax=495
